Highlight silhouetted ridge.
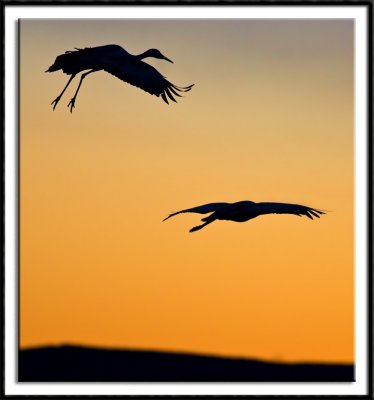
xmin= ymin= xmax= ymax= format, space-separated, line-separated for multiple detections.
xmin=19 ymin=345 xmax=354 ymax=382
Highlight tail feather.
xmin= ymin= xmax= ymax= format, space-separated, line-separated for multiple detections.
xmin=45 ymin=48 xmax=86 ymax=74
xmin=46 ymin=53 xmax=72 ymax=73
xmin=45 ymin=61 xmax=62 ymax=73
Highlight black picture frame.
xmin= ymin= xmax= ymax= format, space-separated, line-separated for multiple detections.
xmin=2 ymin=0 xmax=372 ymax=398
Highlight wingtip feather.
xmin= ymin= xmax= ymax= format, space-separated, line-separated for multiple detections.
xmin=161 ymin=92 xmax=169 ymax=104
xmin=165 ymin=88 xmax=177 ymax=103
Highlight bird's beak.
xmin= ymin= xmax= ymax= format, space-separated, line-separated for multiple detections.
xmin=164 ymin=56 xmax=173 ymax=63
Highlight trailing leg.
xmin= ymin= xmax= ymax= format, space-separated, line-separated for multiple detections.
xmin=67 ymin=69 xmax=97 ymax=113
xmin=51 ymin=74 xmax=76 ymax=110
xmin=189 ymin=219 xmax=215 ymax=233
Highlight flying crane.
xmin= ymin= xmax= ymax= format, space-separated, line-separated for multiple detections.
xmin=46 ymin=44 xmax=194 ymax=112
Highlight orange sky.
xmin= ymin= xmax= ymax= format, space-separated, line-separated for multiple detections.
xmin=20 ymin=19 xmax=354 ymax=363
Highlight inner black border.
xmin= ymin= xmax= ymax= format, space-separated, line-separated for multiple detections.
xmin=2 ymin=0 xmax=372 ymax=398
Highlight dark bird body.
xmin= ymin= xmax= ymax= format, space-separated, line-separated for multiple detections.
xmin=46 ymin=44 xmax=194 ymax=112
xmin=163 ymin=201 xmax=326 ymax=232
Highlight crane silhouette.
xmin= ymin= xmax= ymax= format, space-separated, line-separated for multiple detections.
xmin=46 ymin=44 xmax=194 ymax=112
xmin=163 ymin=200 xmax=326 ymax=232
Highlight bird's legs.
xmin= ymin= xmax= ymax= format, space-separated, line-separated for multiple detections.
xmin=51 ymin=74 xmax=76 ymax=110
xmin=189 ymin=220 xmax=214 ymax=233
xmin=67 ymin=69 xmax=97 ymax=113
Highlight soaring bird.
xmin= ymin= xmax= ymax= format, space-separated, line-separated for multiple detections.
xmin=163 ymin=201 xmax=326 ymax=232
xmin=46 ymin=44 xmax=194 ymax=112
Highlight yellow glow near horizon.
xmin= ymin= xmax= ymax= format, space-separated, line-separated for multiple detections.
xmin=20 ymin=19 xmax=354 ymax=363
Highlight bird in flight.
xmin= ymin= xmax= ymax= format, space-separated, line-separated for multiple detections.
xmin=46 ymin=44 xmax=194 ymax=112
xmin=163 ymin=200 xmax=326 ymax=232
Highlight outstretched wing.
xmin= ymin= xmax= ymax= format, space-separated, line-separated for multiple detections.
xmin=103 ymin=58 xmax=193 ymax=103
xmin=257 ymin=202 xmax=326 ymax=220
xmin=163 ymin=202 xmax=229 ymax=221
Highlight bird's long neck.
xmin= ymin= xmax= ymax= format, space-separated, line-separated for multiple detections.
xmin=136 ymin=49 xmax=154 ymax=60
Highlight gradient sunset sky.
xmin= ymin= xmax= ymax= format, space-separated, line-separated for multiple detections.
xmin=20 ymin=19 xmax=354 ymax=363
